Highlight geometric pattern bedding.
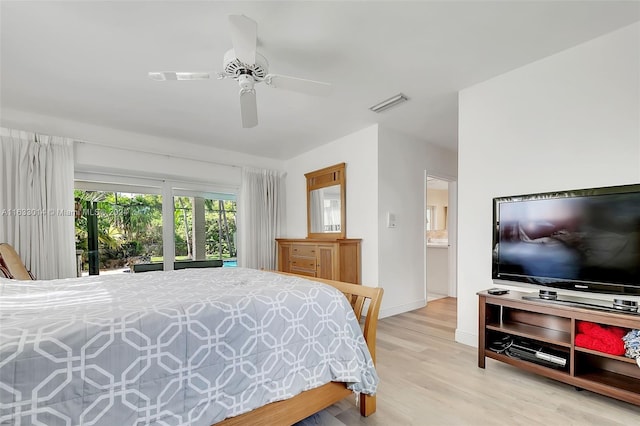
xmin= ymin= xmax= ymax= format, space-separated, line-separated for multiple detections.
xmin=0 ymin=267 xmax=378 ymax=425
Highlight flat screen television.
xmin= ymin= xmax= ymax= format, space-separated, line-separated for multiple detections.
xmin=492 ymin=183 xmax=640 ymax=296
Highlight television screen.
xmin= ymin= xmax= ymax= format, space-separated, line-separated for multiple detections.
xmin=492 ymin=184 xmax=640 ymax=295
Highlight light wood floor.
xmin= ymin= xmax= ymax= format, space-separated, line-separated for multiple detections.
xmin=328 ymin=297 xmax=640 ymax=425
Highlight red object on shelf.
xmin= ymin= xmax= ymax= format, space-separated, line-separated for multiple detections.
xmin=575 ymin=321 xmax=627 ymax=356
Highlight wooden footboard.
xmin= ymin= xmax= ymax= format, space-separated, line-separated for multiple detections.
xmin=217 ymin=274 xmax=383 ymax=425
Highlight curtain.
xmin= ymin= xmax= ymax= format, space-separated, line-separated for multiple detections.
xmin=0 ymin=127 xmax=76 ymax=279
xmin=237 ymin=167 xmax=285 ymax=270
xmin=326 ymin=198 xmax=341 ymax=232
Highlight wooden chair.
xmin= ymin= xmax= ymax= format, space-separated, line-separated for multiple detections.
xmin=0 ymin=243 xmax=35 ymax=280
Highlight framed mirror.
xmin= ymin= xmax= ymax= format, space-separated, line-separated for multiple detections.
xmin=305 ymin=163 xmax=346 ymax=239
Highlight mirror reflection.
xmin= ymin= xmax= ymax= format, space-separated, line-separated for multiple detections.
xmin=309 ymin=185 xmax=341 ymax=233
xmin=306 ymin=163 xmax=346 ymax=238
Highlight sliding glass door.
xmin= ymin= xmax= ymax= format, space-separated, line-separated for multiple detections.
xmin=173 ymin=196 xmax=237 ymax=267
xmin=74 ymin=190 xmax=163 ymax=275
xmin=74 ymin=179 xmax=238 ymax=275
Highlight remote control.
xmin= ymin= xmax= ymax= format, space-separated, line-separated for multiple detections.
xmin=488 ymin=288 xmax=509 ymax=295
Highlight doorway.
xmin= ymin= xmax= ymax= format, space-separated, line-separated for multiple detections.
xmin=424 ymin=174 xmax=457 ymax=302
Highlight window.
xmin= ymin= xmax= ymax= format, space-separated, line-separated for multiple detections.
xmin=173 ymin=196 xmax=237 ymax=266
xmin=74 ymin=189 xmax=163 ymax=275
xmin=75 ymin=176 xmax=238 ymax=275
xmin=426 ymin=205 xmax=436 ymax=231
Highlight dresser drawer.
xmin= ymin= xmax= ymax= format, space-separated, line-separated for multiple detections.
xmin=289 ymin=268 xmax=316 ymax=278
xmin=276 ymin=238 xmax=361 ymax=284
xmin=291 ymin=244 xmax=317 ymax=258
xmin=290 ymin=258 xmax=316 ymax=271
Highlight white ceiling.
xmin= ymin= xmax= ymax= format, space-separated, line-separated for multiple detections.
xmin=2 ymin=1 xmax=639 ymax=160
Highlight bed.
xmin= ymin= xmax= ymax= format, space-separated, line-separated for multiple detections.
xmin=0 ymin=267 xmax=382 ymax=425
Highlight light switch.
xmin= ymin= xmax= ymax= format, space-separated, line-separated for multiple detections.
xmin=387 ymin=212 xmax=397 ymax=228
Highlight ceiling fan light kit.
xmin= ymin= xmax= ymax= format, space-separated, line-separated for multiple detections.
xmin=148 ymin=14 xmax=332 ymax=129
xmin=369 ymin=93 xmax=409 ymax=113
xmin=222 ymin=49 xmax=269 ymax=80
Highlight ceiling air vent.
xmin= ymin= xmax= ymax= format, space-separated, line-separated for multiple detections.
xmin=369 ymin=93 xmax=408 ymax=113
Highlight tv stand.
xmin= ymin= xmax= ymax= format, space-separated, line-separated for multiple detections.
xmin=538 ymin=289 xmax=557 ymax=300
xmin=522 ymin=292 xmax=640 ymax=315
xmin=478 ymin=290 xmax=640 ymax=406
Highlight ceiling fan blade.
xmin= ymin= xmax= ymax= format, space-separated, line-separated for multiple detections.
xmin=239 ymin=90 xmax=258 ymax=128
xmin=228 ymin=15 xmax=257 ymax=65
xmin=148 ymin=72 xmax=210 ymax=81
xmin=266 ymin=74 xmax=331 ymax=96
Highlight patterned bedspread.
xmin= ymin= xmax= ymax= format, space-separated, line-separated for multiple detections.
xmin=0 ymin=268 xmax=378 ymax=425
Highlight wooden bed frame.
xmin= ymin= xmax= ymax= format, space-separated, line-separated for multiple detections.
xmin=0 ymin=246 xmax=381 ymax=425
xmin=218 ymin=274 xmax=383 ymax=425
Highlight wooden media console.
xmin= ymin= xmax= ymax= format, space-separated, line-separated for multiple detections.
xmin=478 ymin=290 xmax=640 ymax=406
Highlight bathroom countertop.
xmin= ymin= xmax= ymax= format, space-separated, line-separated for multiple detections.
xmin=427 ymin=243 xmax=449 ymax=248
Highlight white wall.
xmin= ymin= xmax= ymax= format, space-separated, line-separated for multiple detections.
xmin=2 ymin=108 xmax=284 ymax=186
xmin=283 ymin=125 xmax=380 ymax=287
xmin=457 ymin=23 xmax=640 ymax=346
xmin=283 ymin=124 xmax=457 ymax=316
xmin=378 ymin=127 xmax=457 ymax=317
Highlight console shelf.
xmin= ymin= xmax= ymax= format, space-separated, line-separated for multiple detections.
xmin=478 ymin=290 xmax=640 ymax=407
xmin=486 ymin=320 xmax=572 ymax=347
xmin=575 ymin=347 xmax=638 ymax=364
xmin=575 ymin=371 xmax=640 ymax=395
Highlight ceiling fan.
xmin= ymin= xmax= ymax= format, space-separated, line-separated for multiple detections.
xmin=148 ymin=14 xmax=332 ymax=128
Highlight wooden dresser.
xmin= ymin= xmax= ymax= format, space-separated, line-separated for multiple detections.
xmin=276 ymin=238 xmax=361 ymax=284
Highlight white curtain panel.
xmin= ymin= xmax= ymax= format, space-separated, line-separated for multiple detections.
xmin=310 ymin=188 xmax=324 ymax=232
xmin=0 ymin=128 xmax=76 ymax=279
xmin=237 ymin=167 xmax=285 ymax=270
xmin=327 ymin=198 xmax=341 ymax=231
